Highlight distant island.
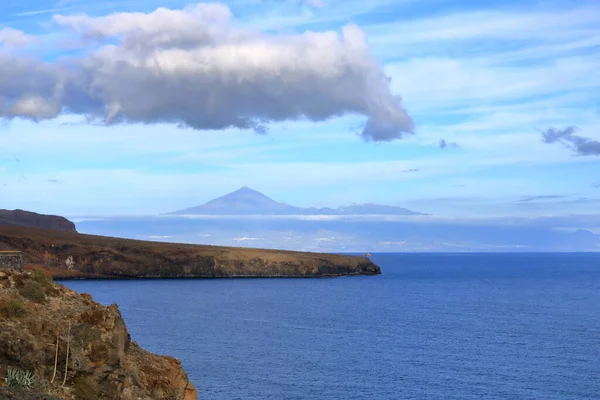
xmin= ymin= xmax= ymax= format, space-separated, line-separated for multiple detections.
xmin=0 ymin=209 xmax=381 ymax=280
xmin=166 ymin=186 xmax=427 ymax=216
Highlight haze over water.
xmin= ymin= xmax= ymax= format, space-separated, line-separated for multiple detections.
xmin=64 ymin=253 xmax=600 ymax=399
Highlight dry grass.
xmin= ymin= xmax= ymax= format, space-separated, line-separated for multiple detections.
xmin=18 ymin=281 xmax=46 ymax=303
xmin=0 ymin=299 xmax=26 ymax=318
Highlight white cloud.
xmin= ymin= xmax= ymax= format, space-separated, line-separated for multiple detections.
xmin=0 ymin=3 xmax=413 ymax=141
xmin=0 ymin=28 xmax=35 ymax=47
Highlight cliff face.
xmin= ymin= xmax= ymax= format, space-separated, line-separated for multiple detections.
xmin=0 ymin=269 xmax=197 ymax=400
xmin=0 ymin=225 xmax=381 ymax=279
xmin=0 ymin=210 xmax=77 ymax=233
xmin=0 ymin=252 xmax=23 ymax=272
xmin=0 ymin=387 xmax=61 ymax=399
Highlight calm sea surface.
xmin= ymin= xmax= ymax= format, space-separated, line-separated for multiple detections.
xmin=63 ymin=253 xmax=600 ymax=400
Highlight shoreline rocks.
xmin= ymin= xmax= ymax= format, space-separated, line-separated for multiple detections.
xmin=0 ymin=269 xmax=197 ymax=400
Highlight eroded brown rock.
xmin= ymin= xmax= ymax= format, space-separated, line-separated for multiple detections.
xmin=0 ymin=270 xmax=197 ymax=400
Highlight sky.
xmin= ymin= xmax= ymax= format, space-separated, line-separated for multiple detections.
xmin=0 ymin=0 xmax=599 ymax=217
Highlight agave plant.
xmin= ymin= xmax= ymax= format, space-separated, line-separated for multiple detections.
xmin=4 ymin=367 xmax=35 ymax=389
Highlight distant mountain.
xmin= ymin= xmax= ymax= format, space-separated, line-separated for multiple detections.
xmin=167 ymin=186 xmax=426 ymax=216
xmin=169 ymin=186 xmax=303 ymax=215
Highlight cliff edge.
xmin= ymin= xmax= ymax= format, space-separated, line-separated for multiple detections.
xmin=0 ymin=269 xmax=197 ymax=400
xmin=0 ymin=225 xmax=381 ymax=279
xmin=0 ymin=210 xmax=77 ymax=233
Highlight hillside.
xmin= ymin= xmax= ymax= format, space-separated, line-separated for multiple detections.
xmin=0 ymin=225 xmax=380 ymax=279
xmin=0 ymin=210 xmax=77 ymax=233
xmin=0 ymin=268 xmax=196 ymax=399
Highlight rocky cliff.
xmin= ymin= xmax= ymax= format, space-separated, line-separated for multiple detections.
xmin=0 ymin=210 xmax=77 ymax=233
xmin=0 ymin=269 xmax=197 ymax=400
xmin=0 ymin=252 xmax=23 ymax=272
xmin=0 ymin=225 xmax=381 ymax=279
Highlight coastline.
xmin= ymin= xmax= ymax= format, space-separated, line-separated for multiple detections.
xmin=1 ymin=225 xmax=381 ymax=280
xmin=0 ymin=269 xmax=197 ymax=399
xmin=53 ymin=273 xmax=381 ymax=281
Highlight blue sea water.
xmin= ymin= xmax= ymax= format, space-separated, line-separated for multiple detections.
xmin=63 ymin=253 xmax=600 ymax=400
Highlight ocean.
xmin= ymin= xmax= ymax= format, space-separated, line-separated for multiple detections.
xmin=63 ymin=253 xmax=600 ymax=399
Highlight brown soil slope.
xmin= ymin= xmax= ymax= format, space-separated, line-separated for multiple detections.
xmin=0 ymin=269 xmax=197 ymax=400
xmin=0 ymin=225 xmax=380 ymax=279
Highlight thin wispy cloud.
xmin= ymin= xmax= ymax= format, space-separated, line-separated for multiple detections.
xmin=305 ymin=0 xmax=325 ymax=9
xmin=438 ymin=139 xmax=458 ymax=149
xmin=370 ymin=7 xmax=599 ymax=46
xmin=13 ymin=7 xmax=72 ymax=17
xmin=55 ymin=0 xmax=78 ymax=5
xmin=519 ymin=195 xmax=566 ymax=203
xmin=558 ymin=197 xmax=600 ymax=205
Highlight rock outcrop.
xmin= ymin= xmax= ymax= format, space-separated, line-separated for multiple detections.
xmin=0 ymin=269 xmax=197 ymax=400
xmin=0 ymin=210 xmax=77 ymax=233
xmin=0 ymin=252 xmax=23 ymax=272
xmin=0 ymin=225 xmax=381 ymax=279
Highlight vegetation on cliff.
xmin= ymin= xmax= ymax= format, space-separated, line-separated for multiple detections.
xmin=0 ymin=269 xmax=197 ymax=400
xmin=0 ymin=225 xmax=381 ymax=279
xmin=0 ymin=210 xmax=76 ymax=234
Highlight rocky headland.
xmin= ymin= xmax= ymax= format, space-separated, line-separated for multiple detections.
xmin=0 ymin=268 xmax=197 ymax=399
xmin=0 ymin=225 xmax=380 ymax=280
xmin=0 ymin=210 xmax=76 ymax=234
xmin=0 ymin=210 xmax=378 ymax=398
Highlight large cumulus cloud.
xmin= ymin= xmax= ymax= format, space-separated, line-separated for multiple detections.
xmin=0 ymin=3 xmax=413 ymax=140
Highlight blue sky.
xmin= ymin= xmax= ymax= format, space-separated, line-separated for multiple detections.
xmin=0 ymin=0 xmax=599 ymax=217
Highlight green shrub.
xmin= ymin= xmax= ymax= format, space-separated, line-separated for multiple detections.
xmin=4 ymin=368 xmax=35 ymax=389
xmin=31 ymin=269 xmax=53 ymax=289
xmin=18 ymin=281 xmax=46 ymax=303
xmin=0 ymin=299 xmax=26 ymax=318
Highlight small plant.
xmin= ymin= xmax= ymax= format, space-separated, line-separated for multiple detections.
xmin=39 ymin=377 xmax=49 ymax=390
xmin=4 ymin=367 xmax=35 ymax=389
xmin=18 ymin=281 xmax=46 ymax=303
xmin=31 ymin=269 xmax=54 ymax=289
xmin=0 ymin=299 xmax=25 ymax=318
